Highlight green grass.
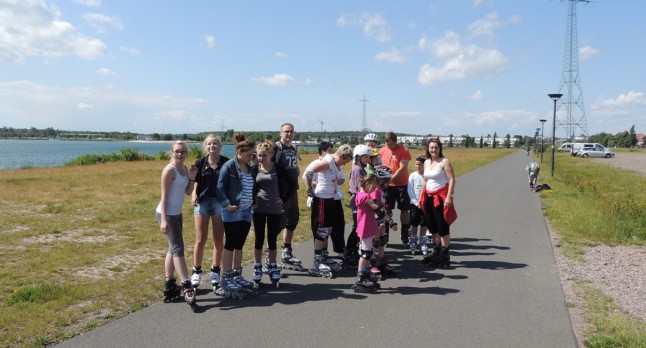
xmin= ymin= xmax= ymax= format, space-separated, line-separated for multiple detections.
xmin=535 ymin=152 xmax=646 ymax=346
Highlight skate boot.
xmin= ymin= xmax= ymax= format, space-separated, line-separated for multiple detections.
xmin=341 ymin=249 xmax=359 ymax=269
xmin=351 ymin=271 xmax=377 ymax=293
xmin=232 ymin=267 xmax=254 ymax=290
xmin=427 ymin=246 xmax=450 ymax=267
xmin=162 ymin=277 xmax=182 ymax=303
xmin=422 ymin=244 xmax=442 ymax=264
xmin=322 ymin=250 xmax=343 ymax=272
xmin=267 ymin=263 xmax=281 ymax=288
xmin=252 ymin=263 xmax=263 ymax=289
xmin=210 ymin=266 xmax=221 ymax=293
xmin=281 ymin=246 xmax=305 ymax=271
xmin=377 ymin=257 xmax=396 ymax=279
xmin=181 ymin=280 xmax=197 ymax=311
xmin=368 ymin=259 xmax=382 ymax=281
xmin=308 ymin=254 xmax=333 ymax=278
xmin=420 ymin=235 xmax=429 ymax=256
xmin=409 ymin=235 xmax=418 ymax=255
xmin=190 ymin=266 xmax=202 ymax=289
xmin=217 ymin=270 xmax=246 ymax=300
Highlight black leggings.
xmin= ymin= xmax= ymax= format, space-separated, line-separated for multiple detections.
xmin=311 ymin=197 xmax=346 ymax=253
xmin=223 ymin=220 xmax=251 ymax=251
xmin=423 ymin=195 xmax=450 ymax=237
xmin=252 ymin=212 xmax=282 ymax=251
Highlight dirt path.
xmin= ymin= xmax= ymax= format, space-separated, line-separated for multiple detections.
xmin=590 ymin=152 xmax=646 ymax=176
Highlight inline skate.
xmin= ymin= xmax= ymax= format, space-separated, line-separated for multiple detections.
xmin=375 ymin=257 xmax=396 ymax=279
xmin=281 ymin=246 xmax=305 ymax=271
xmin=425 ymin=246 xmax=451 ymax=267
xmin=190 ymin=266 xmax=202 ymax=289
xmin=182 ymin=280 xmax=197 ymax=312
xmin=162 ymin=277 xmax=182 ymax=303
xmin=266 ymin=262 xmax=281 ymax=288
xmin=252 ymin=263 xmax=263 ymax=289
xmin=421 ymin=244 xmax=441 ymax=264
xmin=341 ymin=248 xmax=359 ymax=269
xmin=232 ymin=267 xmax=254 ymax=291
xmin=210 ymin=266 xmax=221 ymax=294
xmin=351 ymin=271 xmax=378 ymax=294
xmin=420 ymin=235 xmax=429 ymax=257
xmin=322 ymin=250 xmax=343 ymax=272
xmin=216 ymin=270 xmax=248 ymax=300
xmin=409 ymin=235 xmax=418 ymax=255
xmin=308 ymin=254 xmax=333 ymax=278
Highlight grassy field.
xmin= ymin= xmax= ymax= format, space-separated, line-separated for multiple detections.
xmin=0 ymin=147 xmax=514 ymax=347
xmin=536 ymin=150 xmax=646 ymax=348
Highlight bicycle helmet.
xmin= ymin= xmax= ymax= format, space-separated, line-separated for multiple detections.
xmin=364 ymin=133 xmax=379 ymax=142
xmin=353 ymin=144 xmax=371 ymax=158
xmin=373 ymin=165 xmax=392 ymax=179
xmin=370 ymin=148 xmax=380 ymax=157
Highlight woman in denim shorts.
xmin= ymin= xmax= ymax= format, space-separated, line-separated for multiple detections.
xmin=189 ymin=135 xmax=229 ymax=290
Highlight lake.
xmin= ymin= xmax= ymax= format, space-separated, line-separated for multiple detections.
xmin=0 ymin=139 xmax=236 ymax=170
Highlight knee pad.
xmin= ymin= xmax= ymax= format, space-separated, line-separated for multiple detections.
xmin=360 ymin=248 xmax=373 ymax=260
xmin=380 ymin=235 xmax=389 ymax=246
xmin=315 ymin=227 xmax=332 ymax=240
xmin=372 ymin=238 xmax=381 ymax=248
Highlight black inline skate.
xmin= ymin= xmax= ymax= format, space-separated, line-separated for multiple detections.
xmin=425 ymin=246 xmax=450 ymax=267
xmin=351 ymin=271 xmax=378 ymax=294
xmin=182 ymin=280 xmax=197 ymax=312
xmin=162 ymin=277 xmax=182 ymax=303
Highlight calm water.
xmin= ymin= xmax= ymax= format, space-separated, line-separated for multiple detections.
xmin=0 ymin=139 xmax=237 ymax=170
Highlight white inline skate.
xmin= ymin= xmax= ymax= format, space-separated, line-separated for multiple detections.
xmin=308 ymin=254 xmax=333 ymax=278
xmin=281 ymin=246 xmax=305 ymax=271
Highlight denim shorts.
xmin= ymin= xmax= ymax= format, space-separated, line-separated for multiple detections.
xmin=194 ymin=197 xmax=222 ymax=216
xmin=221 ymin=206 xmax=253 ymax=223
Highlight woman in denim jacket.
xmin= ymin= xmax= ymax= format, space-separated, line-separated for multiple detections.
xmin=216 ymin=132 xmax=257 ymax=294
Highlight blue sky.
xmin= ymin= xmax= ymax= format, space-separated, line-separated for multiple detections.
xmin=1 ymin=0 xmax=644 ymax=138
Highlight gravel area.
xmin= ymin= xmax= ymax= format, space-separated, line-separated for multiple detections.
xmin=550 ymin=151 xmax=646 ymax=347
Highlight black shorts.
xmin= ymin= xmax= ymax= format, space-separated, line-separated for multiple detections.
xmin=384 ymin=185 xmax=411 ymax=210
xmin=409 ymin=205 xmax=425 ymax=227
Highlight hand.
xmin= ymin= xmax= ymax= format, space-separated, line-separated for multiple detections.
xmin=160 ymin=221 xmax=168 ymax=234
xmin=226 ymin=204 xmax=239 ymax=212
xmin=307 ymin=186 xmax=314 ymax=197
xmin=444 ymin=196 xmax=453 ymax=208
xmin=191 ymin=194 xmax=198 ymax=206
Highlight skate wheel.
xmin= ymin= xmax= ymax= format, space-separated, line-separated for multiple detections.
xmin=274 ymin=281 xmax=280 ymax=288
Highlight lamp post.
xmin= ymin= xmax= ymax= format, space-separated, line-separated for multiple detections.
xmin=548 ymin=93 xmax=563 ymax=177
xmin=539 ymin=119 xmax=547 ymax=163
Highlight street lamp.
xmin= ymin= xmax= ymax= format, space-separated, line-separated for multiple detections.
xmin=539 ymin=119 xmax=547 ymax=163
xmin=548 ymin=93 xmax=563 ymax=177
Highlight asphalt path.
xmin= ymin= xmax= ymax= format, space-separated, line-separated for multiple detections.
xmin=58 ymin=151 xmax=578 ymax=348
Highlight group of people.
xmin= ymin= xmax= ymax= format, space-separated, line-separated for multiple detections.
xmin=155 ymin=124 xmax=458 ymax=305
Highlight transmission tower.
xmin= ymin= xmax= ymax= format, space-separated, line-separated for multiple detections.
xmin=557 ymin=0 xmax=589 ymax=140
xmin=359 ymin=93 xmax=370 ymax=132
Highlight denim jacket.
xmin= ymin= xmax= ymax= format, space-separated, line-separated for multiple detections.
xmin=216 ymin=157 xmax=255 ymax=208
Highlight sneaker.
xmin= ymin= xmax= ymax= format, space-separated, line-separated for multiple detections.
xmin=190 ymin=267 xmax=202 ymax=288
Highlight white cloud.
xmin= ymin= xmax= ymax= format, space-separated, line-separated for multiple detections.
xmin=82 ymin=12 xmax=123 ymax=33
xmin=251 ymin=74 xmax=312 ymax=87
xmin=468 ymin=12 xmax=519 ymax=38
xmin=0 ymin=1 xmax=108 ymax=64
xmin=337 ymin=12 xmax=392 ymax=42
xmin=204 ymin=35 xmax=216 ymax=48
xmin=598 ymin=91 xmax=646 ymax=107
xmin=96 ymin=68 xmax=117 ymax=75
xmin=374 ymin=47 xmax=408 ymax=64
xmin=73 ymin=0 xmax=101 ymax=7
xmin=474 ymin=109 xmax=541 ymax=132
xmin=465 ymin=90 xmax=484 ymax=101
xmin=274 ymin=51 xmax=288 ymax=58
xmin=579 ymin=46 xmax=600 ymax=61
xmin=120 ymin=46 xmax=140 ymax=55
xmin=420 ymin=31 xmax=461 ymax=58
xmin=77 ymin=102 xmax=94 ymax=109
xmin=418 ymin=44 xmax=508 ymax=85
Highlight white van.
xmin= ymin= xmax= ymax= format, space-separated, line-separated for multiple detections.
xmin=558 ymin=143 xmax=573 ymax=152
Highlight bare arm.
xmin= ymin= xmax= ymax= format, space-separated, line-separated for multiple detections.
xmin=443 ymin=159 xmax=456 ymax=207
xmin=391 ymin=159 xmax=409 ymax=182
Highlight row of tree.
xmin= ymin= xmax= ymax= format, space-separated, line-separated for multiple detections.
xmin=1 ymin=126 xmax=639 ymax=148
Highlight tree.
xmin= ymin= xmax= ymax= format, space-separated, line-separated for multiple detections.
xmin=504 ymin=134 xmax=511 ymax=148
xmin=479 ymin=136 xmax=484 ymax=148
xmin=629 ymin=124 xmax=637 ymax=147
xmin=448 ymin=134 xmax=454 ymax=148
xmin=492 ymin=132 xmax=498 ymax=149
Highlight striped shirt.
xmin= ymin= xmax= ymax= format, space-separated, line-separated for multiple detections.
xmin=239 ymin=172 xmax=254 ymax=209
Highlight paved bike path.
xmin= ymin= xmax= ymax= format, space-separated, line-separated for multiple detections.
xmin=58 ymin=151 xmax=577 ymax=347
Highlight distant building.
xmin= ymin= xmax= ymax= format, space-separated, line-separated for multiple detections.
xmin=636 ymin=134 xmax=645 ymax=148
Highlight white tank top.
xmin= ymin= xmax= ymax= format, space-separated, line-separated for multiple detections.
xmin=423 ymin=158 xmax=449 ymax=191
xmin=156 ymin=165 xmax=188 ymax=215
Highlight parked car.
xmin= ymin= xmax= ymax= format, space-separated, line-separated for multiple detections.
xmin=576 ymin=144 xmax=615 ymax=158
